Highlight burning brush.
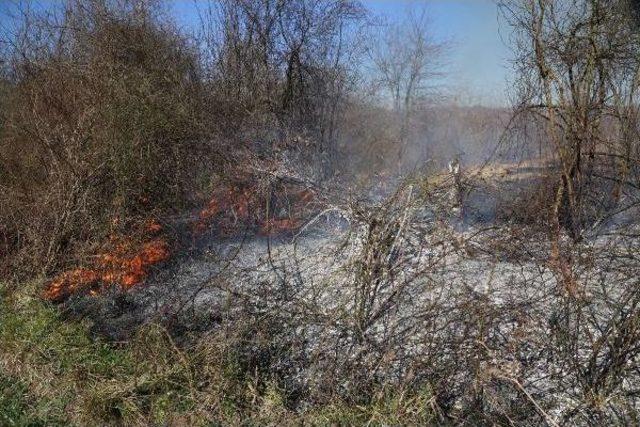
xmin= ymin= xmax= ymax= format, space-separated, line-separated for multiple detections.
xmin=43 ymin=219 xmax=170 ymax=302
xmin=44 ymin=181 xmax=314 ymax=302
xmin=194 ymin=182 xmax=314 ymax=236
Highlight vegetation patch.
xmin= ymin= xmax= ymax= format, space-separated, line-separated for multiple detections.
xmin=1 ymin=283 xmax=436 ymax=425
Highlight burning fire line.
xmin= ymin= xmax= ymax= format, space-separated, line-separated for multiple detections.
xmin=194 ymin=185 xmax=313 ymax=235
xmin=43 ymin=219 xmax=170 ymax=302
xmin=44 ymin=185 xmax=314 ymax=302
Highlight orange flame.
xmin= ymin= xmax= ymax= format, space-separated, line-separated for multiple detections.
xmin=44 ymin=183 xmax=314 ymax=302
xmin=42 ymin=268 xmax=100 ymax=302
xmin=121 ymin=239 xmax=170 ymax=288
xmin=43 ymin=222 xmax=170 ymax=302
xmin=195 ymin=185 xmax=312 ymax=236
xmin=194 ymin=185 xmax=258 ymax=234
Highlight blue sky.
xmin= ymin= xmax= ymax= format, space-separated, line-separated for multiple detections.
xmin=1 ymin=0 xmax=514 ymax=106
xmin=170 ymin=0 xmax=514 ymax=106
xmin=368 ymin=0 xmax=513 ymax=106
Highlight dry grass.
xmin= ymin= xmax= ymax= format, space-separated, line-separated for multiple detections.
xmin=0 ymin=280 xmax=441 ymax=426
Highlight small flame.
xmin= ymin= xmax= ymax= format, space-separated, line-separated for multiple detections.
xmin=42 ymin=268 xmax=100 ymax=302
xmin=43 ymin=221 xmax=170 ymax=302
xmin=194 ymin=185 xmax=257 ymax=234
xmin=121 ymin=239 xmax=170 ymax=288
xmin=195 ymin=185 xmax=312 ymax=235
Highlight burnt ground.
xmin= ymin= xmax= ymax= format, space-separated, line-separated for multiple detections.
xmin=65 ymin=161 xmax=638 ymax=340
xmin=54 ymin=161 xmax=640 ymax=422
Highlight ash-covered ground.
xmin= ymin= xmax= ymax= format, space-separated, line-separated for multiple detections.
xmin=65 ymin=165 xmax=640 ymax=423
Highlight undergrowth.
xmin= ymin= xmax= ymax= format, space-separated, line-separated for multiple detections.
xmin=0 ymin=283 xmax=437 ymax=426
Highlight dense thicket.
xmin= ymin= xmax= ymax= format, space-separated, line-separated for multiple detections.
xmin=0 ymin=0 xmax=209 ymax=275
xmin=0 ymin=0 xmax=458 ymax=278
xmin=0 ymin=0 xmax=373 ymax=277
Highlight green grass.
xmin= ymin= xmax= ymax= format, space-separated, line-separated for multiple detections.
xmin=0 ymin=284 xmax=202 ymax=425
xmin=0 ymin=283 xmax=438 ymax=425
xmin=0 ymin=373 xmax=52 ymax=426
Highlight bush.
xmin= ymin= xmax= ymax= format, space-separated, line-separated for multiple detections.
xmin=0 ymin=1 xmax=208 ymax=278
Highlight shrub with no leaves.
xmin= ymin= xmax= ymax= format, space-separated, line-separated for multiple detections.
xmin=0 ymin=0 xmax=206 ymax=277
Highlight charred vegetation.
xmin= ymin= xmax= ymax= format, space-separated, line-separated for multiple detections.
xmin=2 ymin=0 xmax=640 ymax=425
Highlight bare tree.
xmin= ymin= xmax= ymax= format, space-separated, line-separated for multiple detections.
xmin=198 ymin=0 xmax=367 ymax=179
xmin=500 ymin=0 xmax=640 ymax=242
xmin=369 ymin=6 xmax=446 ymax=165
